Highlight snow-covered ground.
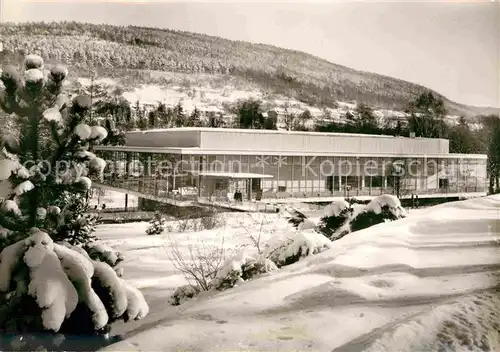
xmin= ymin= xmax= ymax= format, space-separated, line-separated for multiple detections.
xmin=97 ymin=196 xmax=500 ymax=351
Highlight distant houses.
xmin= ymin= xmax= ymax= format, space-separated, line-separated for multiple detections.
xmin=131 ymin=100 xmax=237 ymax=127
xmin=129 ymin=98 xmax=473 ymax=132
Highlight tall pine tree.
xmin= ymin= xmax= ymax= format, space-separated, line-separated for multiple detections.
xmin=0 ymin=54 xmax=148 ymax=349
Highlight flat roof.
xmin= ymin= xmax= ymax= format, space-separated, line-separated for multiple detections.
xmin=125 ymin=127 xmax=448 ymax=141
xmin=115 ymin=127 xmax=455 ymax=156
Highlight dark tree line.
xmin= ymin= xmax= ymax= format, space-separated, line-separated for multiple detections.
xmin=133 ymin=101 xmax=227 ymax=129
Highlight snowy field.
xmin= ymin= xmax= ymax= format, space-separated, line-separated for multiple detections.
xmin=96 ymin=196 xmax=500 ymax=351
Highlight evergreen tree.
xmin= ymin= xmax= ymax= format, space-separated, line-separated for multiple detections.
xmin=94 ymin=97 xmax=132 ymax=130
xmin=134 ymin=101 xmax=148 ymax=131
xmin=448 ymin=120 xmax=480 ymax=154
xmin=209 ymin=113 xmax=226 ymax=128
xmin=236 ymin=99 xmax=275 ymax=130
xmin=487 ymin=121 xmax=500 ymax=193
xmin=137 ymin=115 xmax=148 ymax=130
xmin=344 ymin=111 xmax=356 ymax=126
xmin=0 ymin=54 xmax=148 ymax=347
xmin=282 ymin=107 xmax=297 ymax=131
xmin=133 ymin=100 xmax=148 ymax=130
xmin=237 ymin=99 xmax=264 ymax=129
xmin=147 ymin=110 xmax=157 ymax=128
xmin=172 ymin=102 xmax=186 ymax=127
xmin=186 ymin=107 xmax=203 ymax=127
xmin=282 ymin=108 xmax=311 ymax=131
xmin=406 ymin=92 xmax=448 ymax=138
xmin=355 ymin=103 xmax=379 ymax=134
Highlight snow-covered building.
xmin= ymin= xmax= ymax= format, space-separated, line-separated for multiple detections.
xmin=93 ymin=128 xmax=487 ymax=209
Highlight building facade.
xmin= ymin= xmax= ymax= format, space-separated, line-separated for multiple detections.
xmin=93 ymin=128 xmax=488 ymax=206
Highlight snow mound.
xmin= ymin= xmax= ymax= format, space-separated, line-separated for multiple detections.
xmin=24 ymin=55 xmax=44 ymax=70
xmin=84 ymin=242 xmax=124 ymax=268
xmin=14 ymin=180 xmax=35 ymax=196
xmin=24 ymin=231 xmax=79 ymax=331
xmin=25 ymin=69 xmax=44 ymax=84
xmin=365 ymin=292 xmax=500 ymax=352
xmin=90 ymin=126 xmax=108 ymax=142
xmin=42 ymin=108 xmax=63 ymax=125
xmin=0 ymin=159 xmax=19 ymax=181
xmin=89 ymin=157 xmax=107 ymax=178
xmin=265 ymin=230 xmax=333 ymax=267
xmin=364 ymin=194 xmax=407 ymax=218
xmin=214 ymin=248 xmax=277 ymax=291
xmin=2 ymin=200 xmax=21 ymax=216
xmin=280 ymin=205 xmax=316 ymax=231
xmin=0 ymin=229 xmax=148 ymax=334
xmin=77 ymin=176 xmax=92 ymax=190
xmin=102 ymin=195 xmax=500 ymax=352
xmin=323 ymin=199 xmax=350 ymax=217
xmin=120 ymin=278 xmax=150 ymax=321
xmin=74 ymin=123 xmax=92 ymax=140
xmin=169 ymin=285 xmax=201 ymax=306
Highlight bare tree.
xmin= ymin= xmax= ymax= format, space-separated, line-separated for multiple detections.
xmin=165 ymin=234 xmax=229 ymax=291
xmin=234 ymin=212 xmax=283 ymax=254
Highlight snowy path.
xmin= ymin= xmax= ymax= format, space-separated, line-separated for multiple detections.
xmin=99 ymin=196 xmax=500 ymax=352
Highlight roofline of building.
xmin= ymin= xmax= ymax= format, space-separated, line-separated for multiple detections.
xmin=125 ymin=127 xmax=449 ymax=142
xmin=94 ymin=145 xmax=487 ymax=159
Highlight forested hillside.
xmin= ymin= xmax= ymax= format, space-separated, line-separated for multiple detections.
xmin=0 ymin=21 xmax=497 ymax=117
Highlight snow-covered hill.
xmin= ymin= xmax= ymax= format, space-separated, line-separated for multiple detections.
xmin=72 ymin=78 xmax=467 ymax=130
xmin=3 ymin=22 xmax=498 ymax=118
xmin=96 ymin=195 xmax=500 ymax=351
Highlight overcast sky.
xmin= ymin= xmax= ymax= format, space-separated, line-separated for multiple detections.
xmin=2 ymin=0 xmax=499 ymax=108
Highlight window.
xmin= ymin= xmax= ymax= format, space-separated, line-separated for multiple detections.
xmin=326 ymin=176 xmax=334 ymax=192
xmin=439 ymin=178 xmax=449 ymax=189
xmin=251 ymin=179 xmax=261 ymax=192
xmin=371 ymin=176 xmax=383 ymax=188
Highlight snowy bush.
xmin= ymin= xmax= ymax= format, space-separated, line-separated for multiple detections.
xmin=282 ymin=195 xmax=408 ymax=242
xmin=168 ymin=244 xmax=277 ymax=306
xmin=83 ymin=242 xmax=124 ymax=269
xmin=166 ymin=230 xmax=276 ymax=304
xmin=169 ymin=284 xmax=201 ymax=306
xmin=168 ymin=211 xmax=339 ymax=305
xmin=316 ymin=199 xmax=353 ymax=240
xmin=0 ymin=54 xmax=148 ymax=347
xmin=0 ymin=229 xmax=147 ymax=340
xmin=145 ymin=212 xmax=165 ymax=235
xmin=212 ymin=248 xmax=277 ymax=291
xmin=233 ymin=212 xmax=279 ymax=254
xmin=165 ymin=211 xmax=226 ymax=233
xmin=167 ymin=235 xmax=230 ymax=291
xmin=350 ymin=194 xmax=407 ymax=233
xmin=264 ymin=230 xmax=334 ymax=267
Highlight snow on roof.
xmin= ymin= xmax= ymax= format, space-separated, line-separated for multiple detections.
xmin=126 ymin=127 xmax=442 ymax=140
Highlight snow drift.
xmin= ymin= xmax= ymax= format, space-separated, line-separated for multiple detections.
xmin=104 ymin=194 xmax=500 ymax=352
xmin=282 ymin=194 xmax=408 ymax=240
